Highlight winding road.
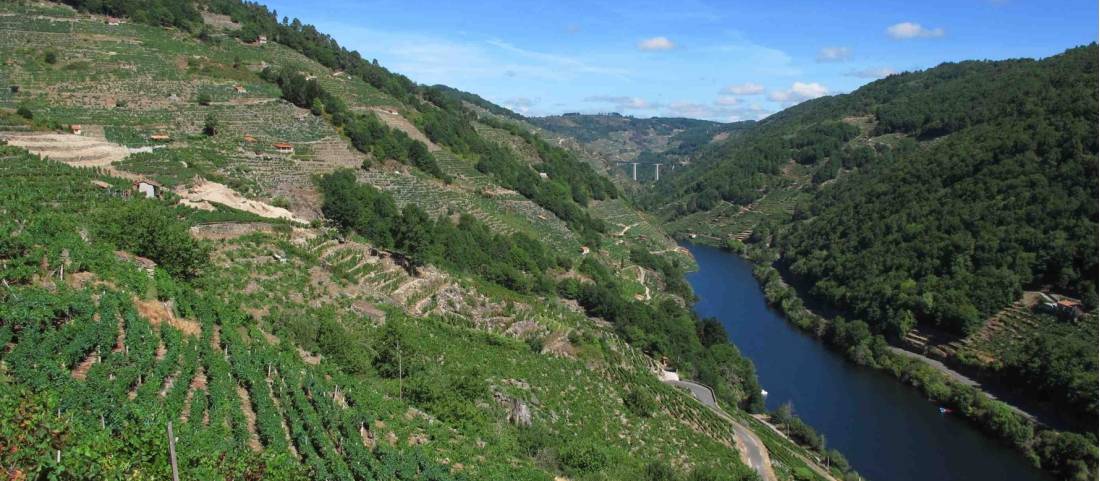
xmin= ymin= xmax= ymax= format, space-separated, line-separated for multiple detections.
xmin=665 ymin=380 xmax=778 ymax=481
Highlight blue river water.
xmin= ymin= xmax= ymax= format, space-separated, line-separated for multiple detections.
xmin=684 ymin=243 xmax=1052 ymax=481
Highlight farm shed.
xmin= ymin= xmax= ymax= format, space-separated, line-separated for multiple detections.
xmin=134 ymin=180 xmax=161 ymax=199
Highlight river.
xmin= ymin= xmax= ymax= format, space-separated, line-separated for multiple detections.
xmin=684 ymin=243 xmax=1053 ymax=481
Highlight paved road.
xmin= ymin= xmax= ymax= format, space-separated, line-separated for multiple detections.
xmin=666 ymin=380 xmax=778 ymax=481
xmin=886 ymin=347 xmax=1037 ymax=423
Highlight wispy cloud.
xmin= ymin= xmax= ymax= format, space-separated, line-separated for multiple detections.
xmin=663 ymin=101 xmax=770 ymax=121
xmin=714 ymin=96 xmax=741 ymax=106
xmin=585 ymin=95 xmax=661 ymax=110
xmin=487 ymin=39 xmax=631 ymax=77
xmin=767 ymin=82 xmax=829 ymax=104
xmin=846 ymin=67 xmax=898 ymax=79
xmin=638 ymin=36 xmax=676 ymax=51
xmin=816 ymin=46 xmax=851 ymax=62
xmin=502 ymin=96 xmax=538 ymax=114
xmin=721 ymin=82 xmax=765 ymax=95
xmin=886 ymin=22 xmax=945 ymax=39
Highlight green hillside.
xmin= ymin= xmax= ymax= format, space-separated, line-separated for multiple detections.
xmin=0 ymin=2 xmax=858 ymax=481
xmin=648 ymin=45 xmax=1099 ymax=480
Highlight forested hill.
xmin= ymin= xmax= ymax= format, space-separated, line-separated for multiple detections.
xmin=652 ymin=44 xmax=1099 ymax=434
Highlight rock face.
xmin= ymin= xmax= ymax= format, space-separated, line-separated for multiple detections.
xmin=508 ymin=398 xmax=532 ymax=427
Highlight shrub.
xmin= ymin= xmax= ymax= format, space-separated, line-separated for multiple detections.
xmin=644 ymin=462 xmax=679 ymax=481
xmin=623 ymin=388 xmax=657 ymax=418
xmin=197 ymin=92 xmax=212 ymax=106
xmin=44 ymin=50 xmax=58 ymax=64
xmin=16 ymin=106 xmax=32 ymax=120
xmin=559 ymin=441 xmax=609 ymax=475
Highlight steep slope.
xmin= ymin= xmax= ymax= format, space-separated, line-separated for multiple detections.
xmin=0 ymin=2 xmax=855 ymax=481
xmin=648 ymin=45 xmax=1099 ymax=480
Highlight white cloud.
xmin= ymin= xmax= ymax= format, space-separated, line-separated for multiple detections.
xmin=846 ymin=67 xmax=898 ymax=79
xmin=585 ymin=95 xmax=660 ymax=110
xmin=768 ymin=82 xmax=829 ymax=104
xmin=886 ymin=22 xmax=945 ymax=39
xmin=638 ymin=36 xmax=675 ymax=51
xmin=662 ymin=101 xmax=771 ymax=121
xmin=714 ymin=96 xmax=741 ymax=106
xmin=503 ymin=97 xmax=538 ymax=114
xmin=721 ymin=82 xmax=765 ymax=96
xmin=816 ymin=46 xmax=851 ymax=63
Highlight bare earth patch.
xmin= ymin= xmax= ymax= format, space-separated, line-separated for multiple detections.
xmin=175 ymin=179 xmax=308 ymax=223
xmin=133 ymin=297 xmax=201 ymax=337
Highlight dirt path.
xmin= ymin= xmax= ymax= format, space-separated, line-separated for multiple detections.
xmin=237 ymin=385 xmax=263 ymax=451
xmin=180 ymin=366 xmax=207 ymax=423
xmin=617 ymin=222 xmax=639 ymax=237
xmin=664 ymin=380 xmax=779 ymax=481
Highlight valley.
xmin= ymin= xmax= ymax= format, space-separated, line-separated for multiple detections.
xmin=0 ymin=2 xmax=1095 ymax=481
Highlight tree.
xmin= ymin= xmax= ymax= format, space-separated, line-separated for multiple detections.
xmin=393 ymin=204 xmax=432 ymax=266
xmin=16 ymin=106 xmax=32 ymax=120
xmin=203 ymin=113 xmax=218 ymax=136
xmin=197 ymin=92 xmax=212 ymax=106
xmin=94 ymin=201 xmax=211 ymax=278
xmin=44 ymin=50 xmax=58 ymax=64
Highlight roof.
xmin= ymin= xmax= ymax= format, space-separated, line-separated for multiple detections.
xmin=70 ymin=124 xmax=82 ymax=129
xmin=149 ymin=133 xmax=170 ymax=140
xmin=1057 ymin=299 xmax=1081 ymax=308
xmin=273 ymin=142 xmax=293 ymax=149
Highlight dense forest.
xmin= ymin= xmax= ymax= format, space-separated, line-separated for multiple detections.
xmin=774 ymin=47 xmax=1098 ymax=423
xmin=653 ymin=45 xmax=1098 ymax=477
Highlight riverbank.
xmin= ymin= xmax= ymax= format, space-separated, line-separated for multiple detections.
xmin=710 ymin=240 xmax=1094 ymax=481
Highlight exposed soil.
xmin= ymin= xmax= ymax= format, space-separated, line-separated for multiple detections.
xmin=369 ymin=107 xmax=439 ymax=151
xmin=175 ymin=179 xmax=307 ymax=223
xmin=237 ymin=385 xmax=263 ymax=451
xmin=133 ymin=297 xmax=201 ymax=337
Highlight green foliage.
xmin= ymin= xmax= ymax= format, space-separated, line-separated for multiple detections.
xmin=623 ymin=387 xmax=657 ymax=418
xmin=60 ymin=0 xmax=204 ymax=31
xmin=197 ymin=92 xmax=213 ymax=106
xmin=319 ymin=170 xmax=558 ymax=294
xmin=44 ymin=50 xmax=58 ymax=64
xmin=562 ymin=259 xmax=763 ymax=411
xmin=203 ymin=112 xmax=219 ymax=136
xmin=16 ymin=106 xmax=32 ymax=120
xmin=266 ymin=68 xmax=447 ymax=179
xmin=1001 ymin=322 xmax=1098 ymax=427
xmin=558 ymin=440 xmax=611 ymax=475
xmin=94 ymin=200 xmax=211 ymax=278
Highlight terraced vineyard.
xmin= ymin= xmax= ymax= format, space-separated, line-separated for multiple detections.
xmin=903 ymin=293 xmax=1100 ymax=371
xmin=357 ymin=167 xmax=579 ymax=252
xmin=663 ymin=188 xmax=808 ymax=243
xmin=0 ymin=3 xmax=852 ymax=481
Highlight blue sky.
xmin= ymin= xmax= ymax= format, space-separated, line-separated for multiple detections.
xmin=261 ymin=0 xmax=1097 ymax=121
